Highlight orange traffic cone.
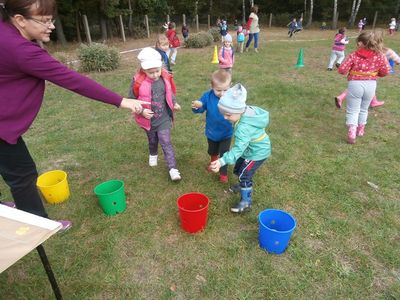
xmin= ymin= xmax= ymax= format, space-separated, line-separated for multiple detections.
xmin=211 ymin=46 xmax=219 ymax=64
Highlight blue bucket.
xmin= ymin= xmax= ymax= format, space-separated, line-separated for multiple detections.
xmin=258 ymin=209 xmax=296 ymax=254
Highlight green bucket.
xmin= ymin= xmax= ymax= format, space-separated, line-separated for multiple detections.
xmin=93 ymin=180 xmax=126 ymax=216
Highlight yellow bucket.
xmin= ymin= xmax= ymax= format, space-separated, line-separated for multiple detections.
xmin=36 ymin=170 xmax=70 ymax=204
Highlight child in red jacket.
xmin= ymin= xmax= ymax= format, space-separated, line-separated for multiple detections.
xmin=337 ymin=31 xmax=390 ymax=144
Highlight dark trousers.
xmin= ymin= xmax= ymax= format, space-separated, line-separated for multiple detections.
xmin=146 ymin=128 xmax=177 ymax=170
xmin=207 ymin=137 xmax=231 ymax=176
xmin=0 ymin=138 xmax=48 ymax=217
xmin=233 ymin=157 xmax=266 ymax=188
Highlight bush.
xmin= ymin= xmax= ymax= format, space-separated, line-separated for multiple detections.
xmin=208 ymin=27 xmax=221 ymax=42
xmin=77 ymin=43 xmax=120 ymax=72
xmin=184 ymin=31 xmax=213 ymax=48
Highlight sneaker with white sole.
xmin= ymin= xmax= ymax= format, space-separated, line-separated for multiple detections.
xmin=169 ymin=168 xmax=181 ymax=181
xmin=149 ymin=155 xmax=158 ymax=167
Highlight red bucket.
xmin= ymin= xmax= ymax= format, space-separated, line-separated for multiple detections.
xmin=177 ymin=192 xmax=209 ymax=234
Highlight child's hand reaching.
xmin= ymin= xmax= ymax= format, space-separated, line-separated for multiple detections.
xmin=142 ymin=108 xmax=154 ymax=119
xmin=191 ymin=100 xmax=203 ymax=109
xmin=209 ymin=160 xmax=221 ymax=173
xmin=174 ymin=103 xmax=181 ymax=111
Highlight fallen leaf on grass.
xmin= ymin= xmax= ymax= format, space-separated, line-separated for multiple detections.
xmin=169 ymin=284 xmax=177 ymax=292
xmin=367 ymin=181 xmax=379 ymax=190
xmin=196 ymin=274 xmax=206 ymax=283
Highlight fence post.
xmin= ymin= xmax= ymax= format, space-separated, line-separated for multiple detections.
xmin=182 ymin=14 xmax=186 ymax=26
xmin=208 ymin=14 xmax=210 ymax=28
xmin=269 ymin=13 xmax=272 ymax=28
xmin=372 ymin=11 xmax=378 ymax=29
xmin=144 ymin=14 xmax=150 ymax=38
xmin=82 ymin=14 xmax=92 ymax=44
xmin=119 ymin=15 xmax=126 ymax=42
xmin=196 ymin=14 xmax=199 ymax=32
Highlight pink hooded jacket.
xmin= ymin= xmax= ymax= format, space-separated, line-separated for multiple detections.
xmin=132 ymin=70 xmax=176 ymax=131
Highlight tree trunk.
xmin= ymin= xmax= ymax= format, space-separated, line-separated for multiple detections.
xmin=209 ymin=0 xmax=213 ymax=19
xmin=75 ymin=12 xmax=82 ymax=43
xmin=55 ymin=16 xmax=67 ymax=45
xmin=128 ymin=0 xmax=133 ymax=35
xmin=332 ymin=0 xmax=338 ymax=30
xmin=304 ymin=0 xmax=307 ymax=20
xmin=349 ymin=0 xmax=356 ymax=25
xmin=249 ymin=0 xmax=254 ymax=8
xmin=242 ymin=0 xmax=246 ymax=24
xmin=100 ymin=17 xmax=108 ymax=41
xmin=352 ymin=0 xmax=362 ymax=27
xmin=307 ymin=0 xmax=313 ymax=27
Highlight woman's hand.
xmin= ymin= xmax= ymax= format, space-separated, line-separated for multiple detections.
xmin=120 ymin=98 xmax=147 ymax=114
xmin=174 ymin=103 xmax=181 ymax=111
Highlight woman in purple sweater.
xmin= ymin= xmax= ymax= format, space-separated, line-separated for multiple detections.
xmin=0 ymin=0 xmax=144 ymax=230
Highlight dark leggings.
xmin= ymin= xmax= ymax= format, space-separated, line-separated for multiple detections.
xmin=207 ymin=137 xmax=231 ymax=176
xmin=0 ymin=138 xmax=48 ymax=217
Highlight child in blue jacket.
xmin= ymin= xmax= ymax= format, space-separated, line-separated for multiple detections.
xmin=210 ymin=83 xmax=271 ymax=213
xmin=192 ymin=70 xmax=233 ymax=183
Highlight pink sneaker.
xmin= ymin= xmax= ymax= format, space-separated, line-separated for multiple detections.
xmin=57 ymin=220 xmax=72 ymax=232
xmin=370 ymin=98 xmax=384 ymax=108
xmin=356 ymin=124 xmax=365 ymax=137
xmin=347 ymin=125 xmax=357 ymax=144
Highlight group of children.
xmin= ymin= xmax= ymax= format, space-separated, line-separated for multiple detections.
xmin=130 ymin=44 xmax=271 ymax=213
xmin=327 ymin=27 xmax=394 ymax=144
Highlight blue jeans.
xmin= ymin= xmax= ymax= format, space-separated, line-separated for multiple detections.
xmin=246 ymin=32 xmax=259 ymax=49
xmin=233 ymin=157 xmax=266 ymax=188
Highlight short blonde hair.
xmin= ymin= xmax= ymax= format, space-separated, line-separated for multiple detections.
xmin=357 ymin=31 xmax=384 ymax=53
xmin=211 ymin=69 xmax=232 ymax=86
xmin=155 ymin=34 xmax=169 ymax=48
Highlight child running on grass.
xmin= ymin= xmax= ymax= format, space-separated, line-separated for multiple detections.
xmin=327 ymin=27 xmax=349 ymax=71
xmin=338 ymin=31 xmax=390 ymax=144
xmin=155 ymin=34 xmax=172 ymax=73
xmin=129 ymin=47 xmax=182 ymax=181
xmin=191 ymin=70 xmax=233 ymax=184
xmin=166 ymin=22 xmax=180 ymax=66
xmin=218 ymin=33 xmax=234 ymax=73
xmin=209 ymin=83 xmax=271 ymax=213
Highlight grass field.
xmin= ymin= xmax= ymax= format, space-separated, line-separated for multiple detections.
xmin=0 ymin=28 xmax=399 ymax=299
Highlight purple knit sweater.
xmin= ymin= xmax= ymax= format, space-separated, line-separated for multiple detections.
xmin=0 ymin=21 xmax=123 ymax=144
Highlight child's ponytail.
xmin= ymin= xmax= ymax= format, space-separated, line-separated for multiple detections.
xmin=357 ymin=30 xmax=384 ymax=53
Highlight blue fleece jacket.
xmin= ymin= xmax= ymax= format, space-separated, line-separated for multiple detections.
xmin=192 ymin=89 xmax=233 ymax=141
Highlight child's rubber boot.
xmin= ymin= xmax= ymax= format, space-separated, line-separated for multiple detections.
xmin=231 ymin=187 xmax=252 ymax=213
xmin=356 ymin=124 xmax=365 ymax=137
xmin=369 ymin=96 xmax=384 ymax=108
xmin=335 ymin=90 xmax=347 ymax=109
xmin=207 ymin=155 xmax=219 ymax=172
xmin=347 ymin=125 xmax=357 ymax=144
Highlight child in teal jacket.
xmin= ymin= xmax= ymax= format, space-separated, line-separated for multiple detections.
xmin=210 ymin=83 xmax=271 ymax=213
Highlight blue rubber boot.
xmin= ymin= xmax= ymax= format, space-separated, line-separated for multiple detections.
xmin=230 ymin=187 xmax=252 ymax=213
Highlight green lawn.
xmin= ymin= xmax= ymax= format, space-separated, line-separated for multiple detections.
xmin=1 ymin=28 xmax=399 ymax=299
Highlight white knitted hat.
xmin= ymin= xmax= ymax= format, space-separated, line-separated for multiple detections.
xmin=137 ymin=47 xmax=162 ymax=70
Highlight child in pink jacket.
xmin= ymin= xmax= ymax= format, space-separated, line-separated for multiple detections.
xmin=130 ymin=47 xmax=182 ymax=181
xmin=218 ymin=33 xmax=235 ymax=72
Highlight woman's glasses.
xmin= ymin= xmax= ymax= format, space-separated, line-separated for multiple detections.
xmin=28 ymin=17 xmax=56 ymax=27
